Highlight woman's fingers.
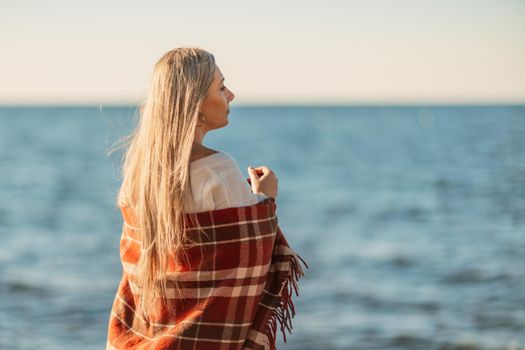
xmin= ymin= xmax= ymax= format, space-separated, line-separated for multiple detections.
xmin=247 ymin=167 xmax=260 ymax=179
xmin=252 ymin=166 xmax=271 ymax=176
xmin=249 ymin=166 xmax=277 ymax=183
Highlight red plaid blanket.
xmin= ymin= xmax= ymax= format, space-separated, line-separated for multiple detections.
xmin=106 ymin=197 xmax=307 ymax=350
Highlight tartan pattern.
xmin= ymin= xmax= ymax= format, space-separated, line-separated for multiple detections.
xmin=106 ymin=197 xmax=307 ymax=350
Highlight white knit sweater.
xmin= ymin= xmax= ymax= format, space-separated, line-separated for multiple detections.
xmin=183 ymin=150 xmax=268 ymax=213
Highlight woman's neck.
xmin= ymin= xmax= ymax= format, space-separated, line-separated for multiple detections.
xmin=190 ymin=142 xmax=217 ymax=162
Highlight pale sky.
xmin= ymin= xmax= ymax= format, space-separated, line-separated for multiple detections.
xmin=1 ymin=0 xmax=524 ymax=105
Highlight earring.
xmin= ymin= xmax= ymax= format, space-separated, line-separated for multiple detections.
xmin=196 ymin=113 xmax=206 ymax=127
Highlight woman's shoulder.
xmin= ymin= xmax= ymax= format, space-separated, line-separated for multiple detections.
xmin=190 ymin=148 xmax=237 ymax=171
xmin=190 ymin=145 xmax=217 ymax=161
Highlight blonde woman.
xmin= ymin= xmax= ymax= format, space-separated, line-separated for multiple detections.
xmin=106 ymin=47 xmax=306 ymax=350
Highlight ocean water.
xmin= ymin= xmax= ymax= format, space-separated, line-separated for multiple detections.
xmin=0 ymin=105 xmax=524 ymax=350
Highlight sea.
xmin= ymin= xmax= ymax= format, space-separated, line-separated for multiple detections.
xmin=0 ymin=105 xmax=524 ymax=350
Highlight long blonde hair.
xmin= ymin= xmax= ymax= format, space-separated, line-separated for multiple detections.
xmin=107 ymin=47 xmax=216 ymax=320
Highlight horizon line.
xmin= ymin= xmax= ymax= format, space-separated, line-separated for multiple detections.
xmin=1 ymin=101 xmax=525 ymax=108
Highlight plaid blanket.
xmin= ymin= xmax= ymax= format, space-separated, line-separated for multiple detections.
xmin=106 ymin=197 xmax=308 ymax=350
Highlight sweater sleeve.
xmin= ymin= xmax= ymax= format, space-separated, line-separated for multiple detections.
xmin=209 ymin=171 xmax=233 ymax=210
xmin=188 ymin=152 xmax=269 ymax=212
xmin=254 ymin=192 xmax=269 ymax=202
xmin=209 ymin=164 xmax=265 ymax=210
xmin=185 ymin=169 xmax=220 ymax=212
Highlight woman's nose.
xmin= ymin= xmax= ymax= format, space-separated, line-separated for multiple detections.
xmin=228 ymin=89 xmax=235 ymax=102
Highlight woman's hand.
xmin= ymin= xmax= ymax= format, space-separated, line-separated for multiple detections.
xmin=247 ymin=166 xmax=278 ymax=198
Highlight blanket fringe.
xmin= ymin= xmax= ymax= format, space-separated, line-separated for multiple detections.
xmin=265 ymin=252 xmax=308 ymax=350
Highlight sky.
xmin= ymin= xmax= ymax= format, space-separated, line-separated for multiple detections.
xmin=1 ymin=0 xmax=524 ymax=105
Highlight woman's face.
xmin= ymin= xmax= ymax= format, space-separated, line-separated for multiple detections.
xmin=199 ymin=65 xmax=235 ymax=129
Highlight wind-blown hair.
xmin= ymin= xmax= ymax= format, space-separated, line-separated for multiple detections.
xmin=107 ymin=47 xmax=216 ymax=320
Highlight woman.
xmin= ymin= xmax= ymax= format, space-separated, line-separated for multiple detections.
xmin=106 ymin=47 xmax=306 ymax=350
